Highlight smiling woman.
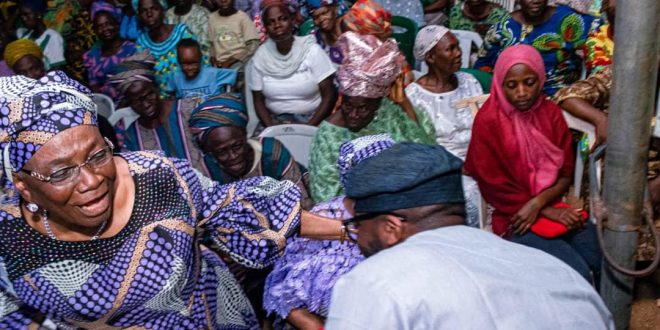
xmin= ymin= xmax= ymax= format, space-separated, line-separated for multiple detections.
xmin=0 ymin=71 xmax=309 ymax=329
xmin=107 ymin=52 xmax=212 ymax=177
xmin=188 ymin=93 xmax=313 ymax=209
xmin=82 ymin=10 xmax=137 ymax=101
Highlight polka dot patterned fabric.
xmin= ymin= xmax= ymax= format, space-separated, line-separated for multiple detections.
xmin=0 ymin=71 xmax=97 ymax=172
xmin=0 ymin=150 xmax=301 ymax=328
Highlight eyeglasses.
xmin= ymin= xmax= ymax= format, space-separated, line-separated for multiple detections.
xmin=344 ymin=212 xmax=406 ymax=242
xmin=21 ymin=138 xmax=115 ymax=186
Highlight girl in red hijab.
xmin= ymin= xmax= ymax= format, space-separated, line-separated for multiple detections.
xmin=464 ymin=45 xmax=601 ymax=284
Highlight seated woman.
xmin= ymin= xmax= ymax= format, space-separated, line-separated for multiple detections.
xmin=341 ymin=0 xmax=415 ymax=87
xmin=583 ymin=0 xmax=614 ymax=75
xmin=447 ymin=0 xmax=511 ymax=38
xmin=309 ymin=31 xmax=436 ymax=204
xmin=60 ymin=0 xmax=97 ymax=84
xmin=341 ymin=0 xmax=390 ymax=38
xmin=553 ymin=0 xmax=615 ymax=150
xmin=405 ymin=25 xmax=484 ymax=227
xmin=0 ymin=70 xmax=338 ymax=329
xmin=250 ymin=0 xmax=337 ymax=127
xmin=264 ymin=134 xmax=394 ymax=329
xmin=3 ymin=39 xmax=46 ymax=79
xmin=134 ymin=0 xmax=197 ymax=97
xmin=474 ymin=0 xmax=595 ymax=96
xmin=188 ymin=94 xmax=313 ymax=209
xmin=108 ymin=52 xmax=209 ymax=176
xmin=464 ymin=45 xmax=602 ymax=283
xmin=83 ymin=10 xmax=137 ymax=102
xmin=15 ymin=0 xmax=65 ymax=69
xmin=305 ymin=0 xmax=344 ymax=66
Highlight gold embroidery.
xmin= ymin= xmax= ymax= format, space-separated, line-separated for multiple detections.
xmin=128 ymin=162 xmax=149 ymax=174
xmin=2 ymin=204 xmax=21 ymax=217
xmin=8 ymin=99 xmax=22 ymax=123
xmin=83 ymin=111 xmax=94 ymax=125
xmin=239 ymin=202 xmax=301 ymax=253
xmin=23 ymin=274 xmax=38 ymax=292
xmin=15 ymin=131 xmax=55 ymax=145
xmin=202 ymin=291 xmax=213 ymax=328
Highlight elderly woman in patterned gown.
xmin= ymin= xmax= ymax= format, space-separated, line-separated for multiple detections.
xmin=0 ymin=71 xmax=342 ymax=329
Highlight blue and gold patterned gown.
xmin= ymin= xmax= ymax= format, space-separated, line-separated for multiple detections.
xmin=0 ymin=151 xmax=301 ymax=329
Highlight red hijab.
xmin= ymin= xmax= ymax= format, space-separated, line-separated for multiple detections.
xmin=464 ymin=45 xmax=574 ymax=236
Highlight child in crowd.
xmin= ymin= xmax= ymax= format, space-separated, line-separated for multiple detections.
xmin=165 ymin=38 xmax=238 ymax=102
xmin=208 ymin=0 xmax=260 ymax=86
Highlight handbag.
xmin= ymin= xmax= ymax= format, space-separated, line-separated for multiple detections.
xmin=530 ymin=202 xmax=588 ymax=238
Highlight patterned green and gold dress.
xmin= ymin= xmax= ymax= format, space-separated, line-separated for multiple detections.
xmin=475 ymin=5 xmax=596 ymax=96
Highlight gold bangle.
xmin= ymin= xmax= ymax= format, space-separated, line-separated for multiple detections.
xmin=340 ymin=224 xmax=347 ymax=243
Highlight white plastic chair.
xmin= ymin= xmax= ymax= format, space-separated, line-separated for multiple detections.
xmin=450 ymin=30 xmax=483 ymax=68
xmin=259 ymin=124 xmax=318 ymax=168
xmin=92 ymin=93 xmax=115 ymax=119
xmin=107 ymin=107 xmax=140 ymax=130
xmin=244 ymin=61 xmax=259 ymax=137
xmin=455 ymin=94 xmax=491 ymax=230
xmin=562 ymin=110 xmax=601 ymax=197
xmin=653 ymin=88 xmax=660 ymax=137
xmin=490 ymin=0 xmax=516 ymax=12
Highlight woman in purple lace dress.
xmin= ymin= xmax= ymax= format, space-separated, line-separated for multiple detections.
xmin=264 ymin=134 xmax=395 ymax=329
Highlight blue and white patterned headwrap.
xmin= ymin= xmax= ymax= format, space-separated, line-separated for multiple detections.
xmin=0 ymin=71 xmax=97 ymax=177
xmin=337 ymin=134 xmax=395 ymax=188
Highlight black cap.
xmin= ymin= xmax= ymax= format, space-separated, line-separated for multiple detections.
xmin=345 ymin=143 xmax=465 ymax=213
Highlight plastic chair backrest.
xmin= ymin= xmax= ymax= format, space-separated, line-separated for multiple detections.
xmin=107 ymin=107 xmax=140 ymax=129
xmin=259 ymin=124 xmax=318 ymax=168
xmin=450 ymin=29 xmax=483 ymax=68
xmin=490 ymin=0 xmax=516 ymax=12
xmin=654 ymin=88 xmax=660 ymax=137
xmin=562 ymin=110 xmax=600 ymax=198
xmin=461 ymin=68 xmax=492 ymax=92
xmin=244 ymin=61 xmax=259 ymax=137
xmin=298 ymin=19 xmax=315 ymax=36
xmin=391 ymin=15 xmax=419 ymax=68
xmin=92 ymin=93 xmax=115 ymax=120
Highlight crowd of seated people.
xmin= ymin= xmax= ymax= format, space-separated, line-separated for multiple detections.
xmin=0 ymin=0 xmax=656 ymax=329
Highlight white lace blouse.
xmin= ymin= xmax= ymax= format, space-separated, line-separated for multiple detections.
xmin=405 ymin=71 xmax=483 ymax=160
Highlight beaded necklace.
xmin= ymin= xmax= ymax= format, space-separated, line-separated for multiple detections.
xmin=42 ymin=210 xmax=107 ymax=241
